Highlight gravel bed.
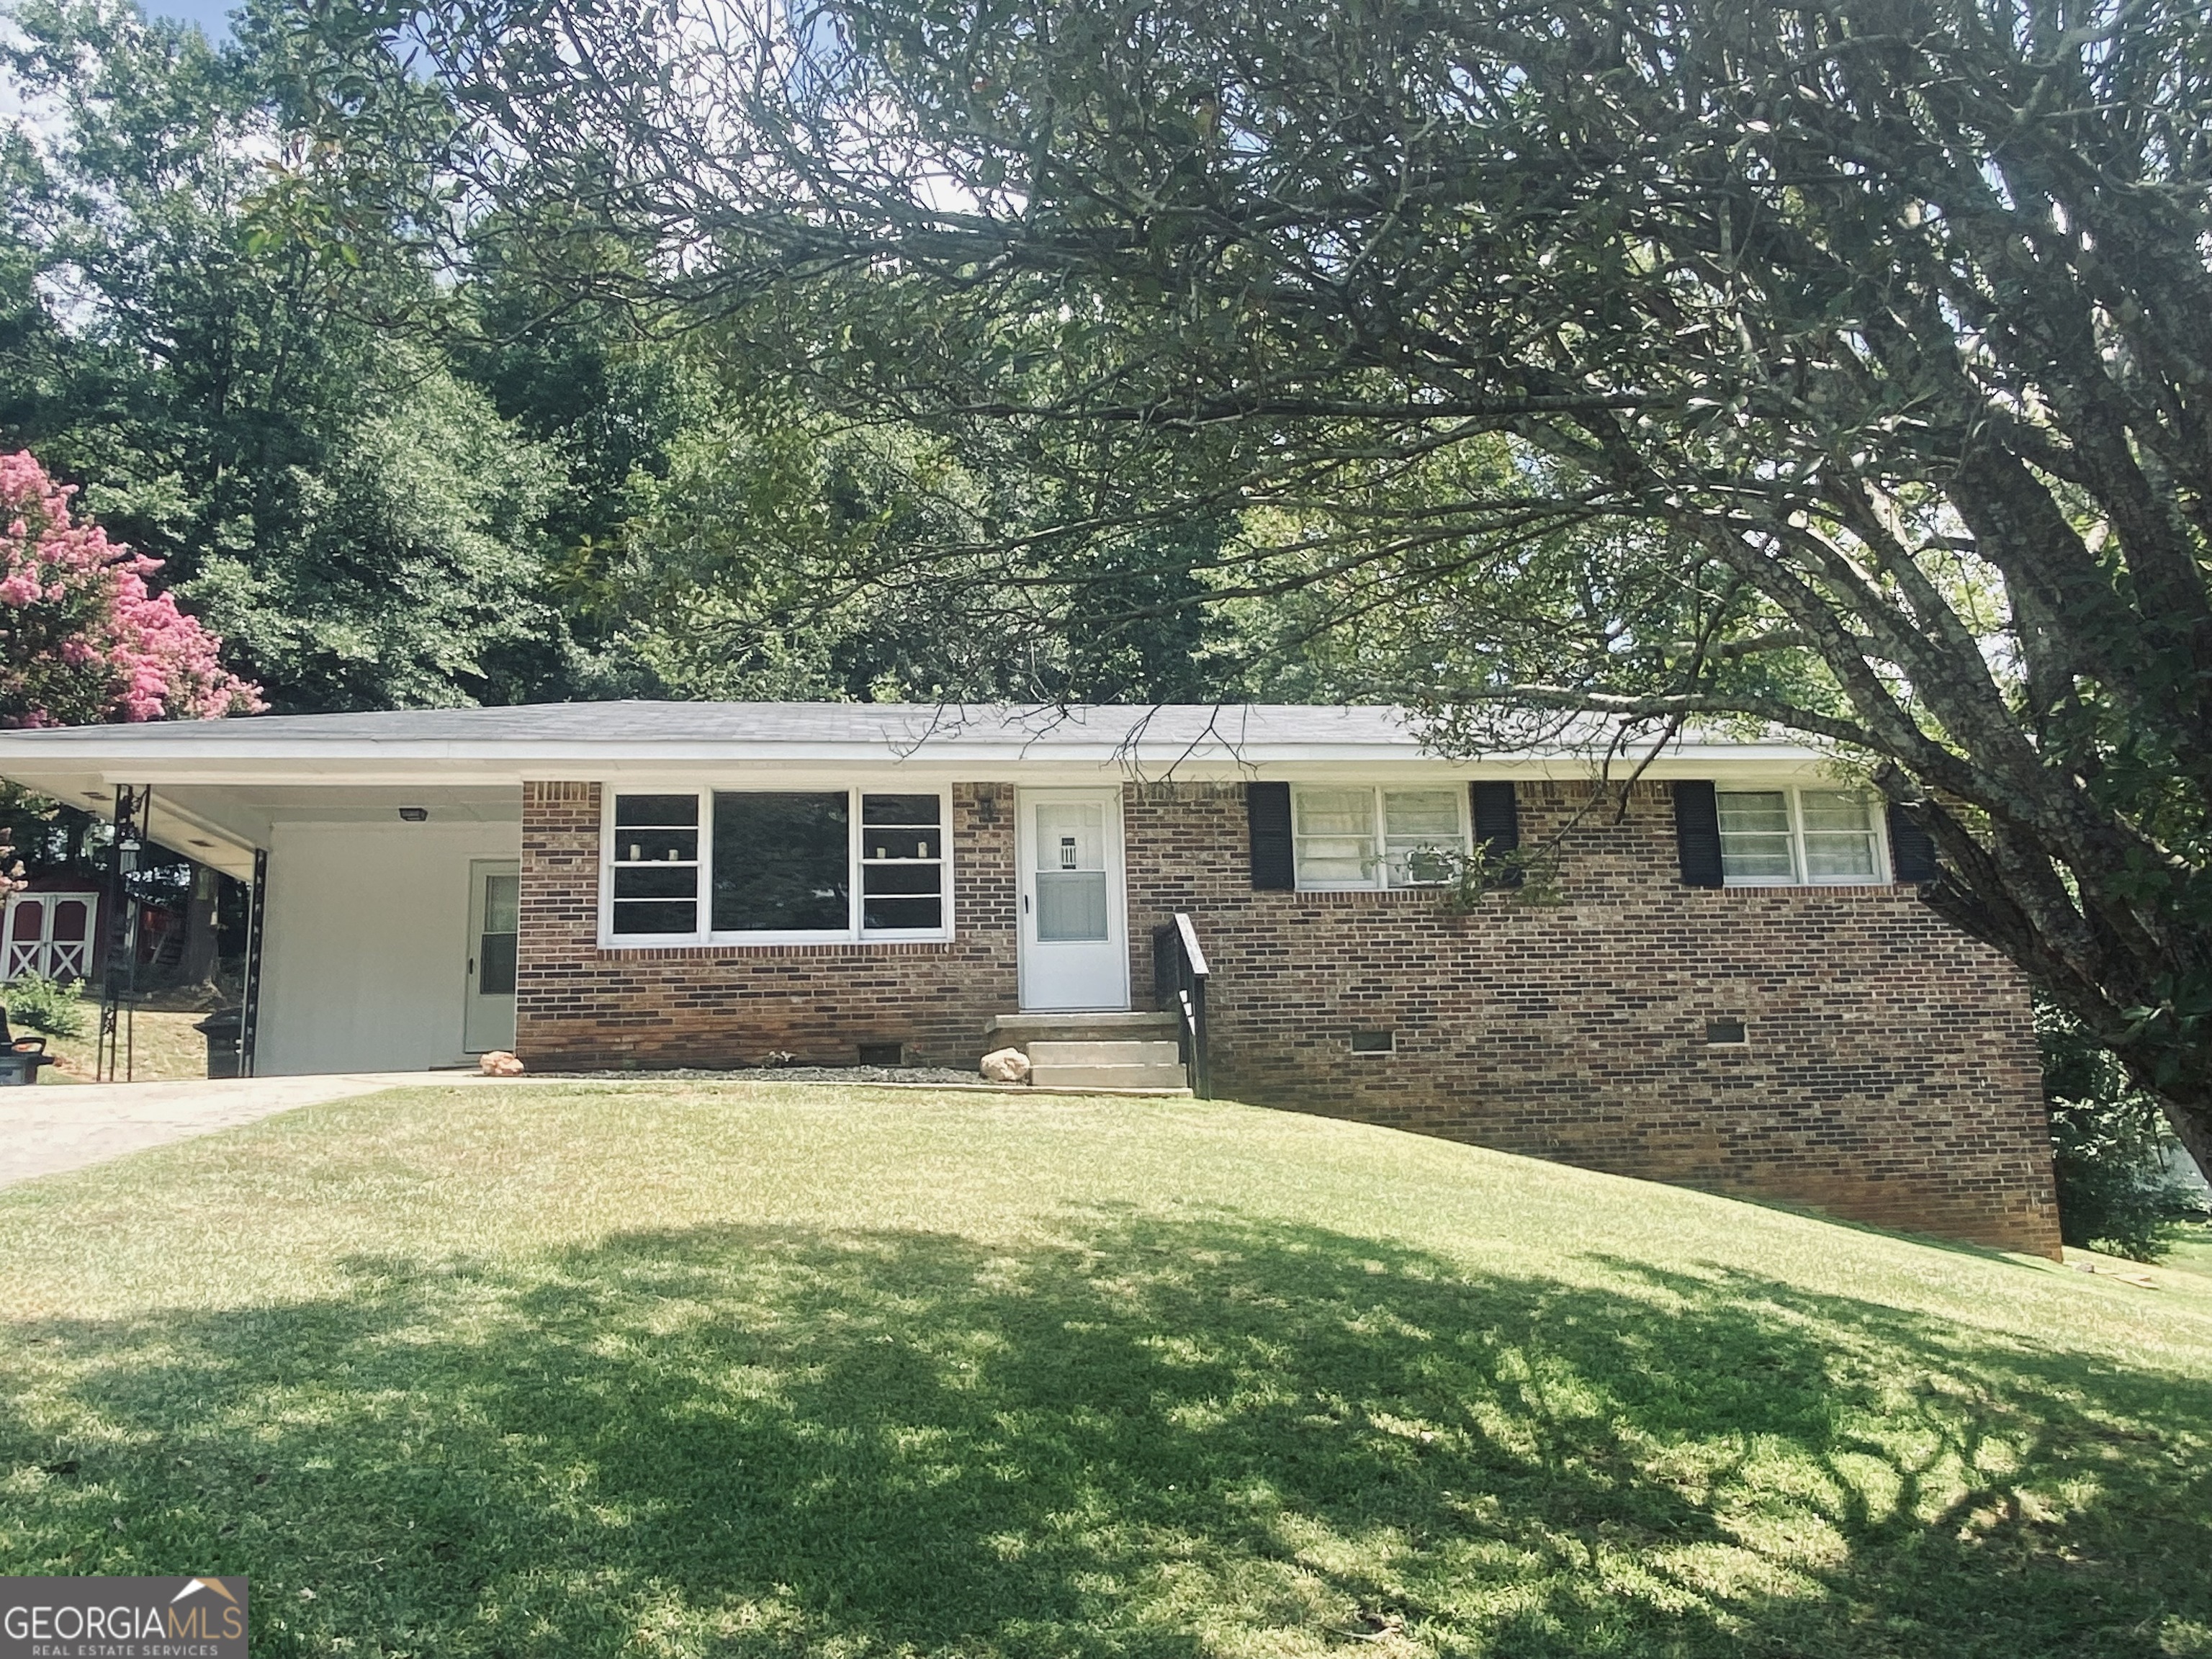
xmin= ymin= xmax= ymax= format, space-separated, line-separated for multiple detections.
xmin=527 ymin=1064 xmax=993 ymax=1087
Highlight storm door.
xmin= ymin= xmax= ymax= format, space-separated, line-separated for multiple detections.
xmin=464 ymin=860 xmax=521 ymax=1053
xmin=1015 ymin=789 xmax=1129 ymax=1011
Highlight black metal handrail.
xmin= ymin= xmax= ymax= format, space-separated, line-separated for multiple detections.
xmin=1151 ymin=912 xmax=1211 ymax=1098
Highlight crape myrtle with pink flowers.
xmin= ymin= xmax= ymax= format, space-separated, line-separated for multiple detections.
xmin=0 ymin=450 xmax=260 ymax=729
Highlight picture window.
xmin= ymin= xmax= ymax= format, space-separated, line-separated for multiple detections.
xmin=603 ymin=787 xmax=950 ymax=944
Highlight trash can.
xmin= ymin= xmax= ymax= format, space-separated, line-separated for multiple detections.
xmin=0 ymin=1045 xmax=45 ymax=1086
xmin=195 ymin=1010 xmax=245 ymax=1079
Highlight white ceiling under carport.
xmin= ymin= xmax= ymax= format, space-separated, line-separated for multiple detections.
xmin=4 ymin=779 xmax=522 ymax=879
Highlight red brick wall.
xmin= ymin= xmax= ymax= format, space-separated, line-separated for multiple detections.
xmin=515 ymin=781 xmax=1017 ymax=1069
xmin=515 ymin=776 xmax=2060 ymax=1256
xmin=1122 ymin=779 xmax=2060 ymax=1257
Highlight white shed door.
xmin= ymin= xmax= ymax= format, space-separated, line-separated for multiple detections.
xmin=4 ymin=893 xmax=94 ymax=981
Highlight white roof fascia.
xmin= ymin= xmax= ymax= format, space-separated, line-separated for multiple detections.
xmin=0 ymin=738 xmax=1841 ymax=785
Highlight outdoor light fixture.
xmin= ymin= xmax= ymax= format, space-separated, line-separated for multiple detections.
xmin=397 ymin=806 xmax=429 ymax=822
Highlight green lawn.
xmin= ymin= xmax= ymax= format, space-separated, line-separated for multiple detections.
xmin=1 ymin=1083 xmax=2208 ymax=1658
xmin=2157 ymin=1218 xmax=2212 ymax=1282
xmin=38 ymin=1008 xmax=212 ymax=1082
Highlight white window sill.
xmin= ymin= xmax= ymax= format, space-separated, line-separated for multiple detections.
xmin=1292 ymin=882 xmax=1454 ymax=894
xmin=1719 ymin=878 xmax=1892 ymax=889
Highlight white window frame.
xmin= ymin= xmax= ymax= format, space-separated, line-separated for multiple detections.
xmin=1717 ymin=786 xmax=1892 ymax=888
xmin=598 ymin=785 xmax=956 ymax=947
xmin=1290 ymin=784 xmax=1471 ymax=892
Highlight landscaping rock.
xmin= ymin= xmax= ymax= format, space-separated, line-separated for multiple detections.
xmin=979 ymin=1046 xmax=1031 ymax=1084
xmin=479 ymin=1050 xmax=526 ymax=1076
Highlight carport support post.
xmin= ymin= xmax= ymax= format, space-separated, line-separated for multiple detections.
xmin=238 ymin=847 xmax=266 ymax=1078
xmin=96 ymin=785 xmax=150 ymax=1083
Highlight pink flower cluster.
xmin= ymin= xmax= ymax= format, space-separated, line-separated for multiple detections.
xmin=0 ymin=450 xmax=262 ymax=727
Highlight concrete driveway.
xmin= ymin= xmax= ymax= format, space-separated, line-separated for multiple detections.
xmin=0 ymin=1071 xmax=495 ymax=1189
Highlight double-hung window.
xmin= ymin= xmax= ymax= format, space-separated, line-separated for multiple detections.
xmin=609 ymin=794 xmax=703 ymax=935
xmin=604 ymin=788 xmax=949 ymax=943
xmin=1716 ymin=788 xmax=1884 ymax=885
xmin=1291 ymin=786 xmax=1467 ymax=890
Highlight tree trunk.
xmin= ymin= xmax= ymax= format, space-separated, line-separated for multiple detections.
xmin=2158 ymin=1083 xmax=2212 ymax=1195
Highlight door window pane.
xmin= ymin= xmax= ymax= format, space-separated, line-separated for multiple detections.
xmin=1034 ymin=801 xmax=1108 ymax=940
xmin=611 ymin=793 xmax=700 ymax=934
xmin=1293 ymin=788 xmax=1376 ymax=886
xmin=1717 ymin=791 xmax=1796 ymax=882
xmin=1037 ymin=873 xmax=1109 ymax=940
xmin=1034 ymin=802 xmax=1104 ymax=872
xmin=712 ymin=791 xmax=850 ymax=932
xmin=1383 ymin=789 xmax=1462 ymax=886
xmin=1800 ymin=791 xmax=1879 ymax=881
xmin=861 ymin=793 xmax=944 ymax=932
xmin=477 ymin=871 xmax=520 ymax=997
xmin=482 ymin=873 xmax=520 ymax=935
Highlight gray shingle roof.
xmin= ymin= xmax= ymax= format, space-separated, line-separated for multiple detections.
xmin=0 ymin=701 xmax=1426 ymax=750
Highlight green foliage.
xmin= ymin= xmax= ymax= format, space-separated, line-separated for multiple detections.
xmin=180 ymin=346 xmax=563 ymax=710
xmin=3 ymin=971 xmax=86 ymax=1039
xmin=0 ymin=0 xmax=573 ymax=711
xmin=2040 ymin=1002 xmax=2195 ymax=1261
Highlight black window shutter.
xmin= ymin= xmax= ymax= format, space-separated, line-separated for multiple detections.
xmin=1887 ymin=802 xmax=1940 ymax=883
xmin=1673 ymin=781 xmax=1725 ymax=888
xmin=1247 ymin=781 xmax=1295 ymax=891
xmin=1470 ymin=781 xmax=1523 ymax=889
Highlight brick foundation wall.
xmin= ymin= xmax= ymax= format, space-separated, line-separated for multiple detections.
xmin=1123 ymin=779 xmax=2060 ymax=1258
xmin=515 ymin=776 xmax=2060 ymax=1256
xmin=515 ymin=781 xmax=1018 ymax=1069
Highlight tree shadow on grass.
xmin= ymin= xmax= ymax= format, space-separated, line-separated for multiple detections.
xmin=2 ymin=1211 xmax=2208 ymax=1658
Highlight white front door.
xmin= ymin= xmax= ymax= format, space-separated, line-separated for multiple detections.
xmin=1017 ymin=788 xmax=1130 ymax=1011
xmin=463 ymin=860 xmax=520 ymax=1053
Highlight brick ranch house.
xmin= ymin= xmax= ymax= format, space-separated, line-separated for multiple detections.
xmin=0 ymin=702 xmax=2060 ymax=1255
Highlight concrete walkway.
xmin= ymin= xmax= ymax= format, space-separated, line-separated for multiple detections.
xmin=0 ymin=1071 xmax=492 ymax=1190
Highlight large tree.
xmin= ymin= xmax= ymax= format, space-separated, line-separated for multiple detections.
xmin=283 ymin=0 xmax=2212 ymax=1174
xmin=1 ymin=0 xmax=583 ymax=710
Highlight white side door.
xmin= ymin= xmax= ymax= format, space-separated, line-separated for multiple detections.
xmin=1017 ymin=788 xmax=1130 ymax=1012
xmin=463 ymin=860 xmax=520 ymax=1053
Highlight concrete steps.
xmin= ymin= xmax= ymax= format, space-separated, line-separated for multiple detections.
xmin=985 ymin=1011 xmax=1180 ymax=1046
xmin=1025 ymin=1039 xmax=1187 ymax=1091
xmin=983 ymin=1013 xmax=1190 ymax=1092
